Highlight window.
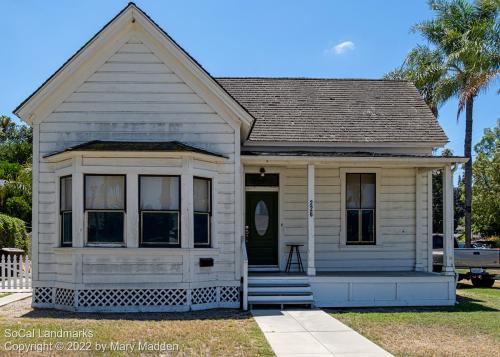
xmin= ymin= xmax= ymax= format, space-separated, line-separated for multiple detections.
xmin=139 ymin=176 xmax=180 ymax=247
xmin=346 ymin=173 xmax=376 ymax=244
xmin=60 ymin=176 xmax=72 ymax=247
xmin=85 ymin=175 xmax=125 ymax=245
xmin=245 ymin=173 xmax=279 ymax=187
xmin=194 ymin=177 xmax=211 ymax=247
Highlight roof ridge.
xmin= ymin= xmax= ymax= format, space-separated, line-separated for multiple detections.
xmin=215 ymin=77 xmax=410 ymax=82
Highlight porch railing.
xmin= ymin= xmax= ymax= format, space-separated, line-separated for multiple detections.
xmin=241 ymin=235 xmax=248 ymax=310
xmin=0 ymin=255 xmax=32 ymax=292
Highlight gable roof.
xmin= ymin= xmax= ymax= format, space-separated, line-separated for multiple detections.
xmin=216 ymin=78 xmax=448 ymax=145
xmin=14 ymin=2 xmax=254 ymax=135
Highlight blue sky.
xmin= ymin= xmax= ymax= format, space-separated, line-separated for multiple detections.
xmin=1 ymin=0 xmax=498 ymax=162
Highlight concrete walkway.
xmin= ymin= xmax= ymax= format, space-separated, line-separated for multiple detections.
xmin=252 ymin=309 xmax=393 ymax=357
xmin=0 ymin=292 xmax=32 ymax=307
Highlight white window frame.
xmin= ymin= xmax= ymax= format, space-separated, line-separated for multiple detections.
xmin=139 ymin=175 xmax=181 ymax=248
xmin=340 ymin=168 xmax=381 ymax=248
xmin=193 ymin=176 xmax=212 ymax=248
xmin=84 ymin=174 xmax=127 ymax=247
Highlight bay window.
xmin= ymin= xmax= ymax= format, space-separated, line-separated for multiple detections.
xmin=85 ymin=175 xmax=125 ymax=245
xmin=139 ymin=175 xmax=180 ymax=247
xmin=346 ymin=173 xmax=376 ymax=244
xmin=60 ymin=175 xmax=72 ymax=247
xmin=193 ymin=177 xmax=211 ymax=247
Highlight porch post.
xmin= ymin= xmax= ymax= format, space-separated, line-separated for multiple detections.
xmin=307 ymin=164 xmax=316 ymax=276
xmin=442 ymin=165 xmax=455 ymax=275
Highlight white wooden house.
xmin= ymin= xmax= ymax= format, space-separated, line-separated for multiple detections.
xmin=14 ymin=3 xmax=466 ymax=312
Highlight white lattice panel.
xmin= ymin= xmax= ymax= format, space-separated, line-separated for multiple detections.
xmin=78 ymin=289 xmax=187 ymax=308
xmin=32 ymin=286 xmax=240 ymax=311
xmin=191 ymin=287 xmax=217 ymax=305
xmin=33 ymin=287 xmax=52 ymax=305
xmin=55 ymin=288 xmax=75 ymax=307
xmin=220 ymin=286 xmax=239 ymax=303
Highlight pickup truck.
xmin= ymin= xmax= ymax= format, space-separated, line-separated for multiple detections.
xmin=433 ymin=234 xmax=500 ymax=287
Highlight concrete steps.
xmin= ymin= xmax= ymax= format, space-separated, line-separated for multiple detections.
xmin=248 ymin=275 xmax=314 ymax=308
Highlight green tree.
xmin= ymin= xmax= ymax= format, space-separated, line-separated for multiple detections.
xmin=0 ymin=117 xmax=33 ymax=225
xmin=472 ymin=120 xmax=500 ymax=236
xmin=386 ymin=0 xmax=500 ymax=246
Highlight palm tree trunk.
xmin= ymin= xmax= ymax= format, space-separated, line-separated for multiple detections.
xmin=464 ymin=97 xmax=473 ymax=248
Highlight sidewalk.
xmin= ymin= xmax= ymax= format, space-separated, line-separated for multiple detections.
xmin=0 ymin=292 xmax=32 ymax=307
xmin=252 ymin=309 xmax=393 ymax=357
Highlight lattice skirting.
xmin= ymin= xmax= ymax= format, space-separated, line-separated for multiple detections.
xmin=33 ymin=286 xmax=240 ymax=312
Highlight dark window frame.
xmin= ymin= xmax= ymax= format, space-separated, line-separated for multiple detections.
xmin=84 ymin=174 xmax=126 ymax=246
xmin=346 ymin=173 xmax=376 ymax=245
xmin=138 ymin=175 xmax=181 ymax=248
xmin=194 ymin=177 xmax=212 ymax=248
xmin=60 ymin=175 xmax=72 ymax=247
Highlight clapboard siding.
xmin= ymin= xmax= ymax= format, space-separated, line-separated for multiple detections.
xmin=35 ymin=38 xmax=238 ymax=287
xmin=276 ymin=166 xmax=429 ymax=272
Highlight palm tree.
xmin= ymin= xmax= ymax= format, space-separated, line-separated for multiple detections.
xmin=386 ymin=0 xmax=499 ymax=247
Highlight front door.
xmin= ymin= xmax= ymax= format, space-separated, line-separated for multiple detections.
xmin=245 ymin=191 xmax=278 ymax=266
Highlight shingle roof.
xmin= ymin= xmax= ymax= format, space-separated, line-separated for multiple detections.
xmin=215 ymin=78 xmax=448 ymax=144
xmin=43 ymin=140 xmax=227 ymax=159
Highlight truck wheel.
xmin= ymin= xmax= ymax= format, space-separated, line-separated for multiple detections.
xmin=481 ymin=278 xmax=495 ymax=288
xmin=471 ymin=277 xmax=495 ymax=288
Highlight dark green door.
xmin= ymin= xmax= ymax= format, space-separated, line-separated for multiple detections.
xmin=246 ymin=191 xmax=278 ymax=266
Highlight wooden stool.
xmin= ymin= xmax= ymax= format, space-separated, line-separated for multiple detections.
xmin=285 ymin=244 xmax=304 ymax=273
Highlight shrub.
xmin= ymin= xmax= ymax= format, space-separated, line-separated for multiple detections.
xmin=0 ymin=213 xmax=29 ymax=252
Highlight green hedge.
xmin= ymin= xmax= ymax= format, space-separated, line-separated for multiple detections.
xmin=0 ymin=213 xmax=30 ymax=253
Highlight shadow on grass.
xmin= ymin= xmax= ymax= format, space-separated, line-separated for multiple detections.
xmin=20 ymin=308 xmax=253 ymax=322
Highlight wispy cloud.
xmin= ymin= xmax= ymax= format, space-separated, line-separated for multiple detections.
xmin=325 ymin=41 xmax=355 ymax=55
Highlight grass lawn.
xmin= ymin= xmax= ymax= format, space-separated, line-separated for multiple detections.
xmin=329 ymin=281 xmax=500 ymax=357
xmin=0 ymin=299 xmax=274 ymax=357
xmin=0 ymin=293 xmax=11 ymax=298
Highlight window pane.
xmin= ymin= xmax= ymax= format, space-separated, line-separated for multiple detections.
xmin=85 ymin=175 xmax=125 ymax=210
xmin=361 ymin=210 xmax=375 ymax=242
xmin=194 ymin=213 xmax=209 ymax=245
xmin=346 ymin=174 xmax=360 ymax=209
xmin=142 ymin=212 xmax=179 ymax=245
xmin=60 ymin=176 xmax=72 ymax=211
xmin=140 ymin=176 xmax=179 ymax=210
xmin=245 ymin=174 xmax=279 ymax=187
xmin=361 ymin=174 xmax=376 ymax=209
xmin=346 ymin=210 xmax=359 ymax=242
xmin=255 ymin=200 xmax=269 ymax=236
xmin=62 ymin=212 xmax=72 ymax=245
xmin=87 ymin=212 xmax=124 ymax=243
xmin=194 ymin=178 xmax=211 ymax=212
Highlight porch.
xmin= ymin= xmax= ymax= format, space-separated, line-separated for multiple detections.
xmin=246 ymin=271 xmax=455 ymax=308
xmin=241 ymin=154 xmax=464 ymax=309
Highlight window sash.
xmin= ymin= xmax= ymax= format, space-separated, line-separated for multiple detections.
xmin=194 ymin=177 xmax=212 ymax=247
xmin=193 ymin=177 xmax=211 ymax=213
xmin=194 ymin=212 xmax=211 ymax=246
xmin=61 ymin=211 xmax=72 ymax=246
xmin=346 ymin=208 xmax=376 ymax=244
xmin=139 ymin=175 xmax=180 ymax=211
xmin=140 ymin=211 xmax=180 ymax=247
xmin=84 ymin=175 xmax=126 ymax=210
xmin=86 ymin=210 xmax=125 ymax=245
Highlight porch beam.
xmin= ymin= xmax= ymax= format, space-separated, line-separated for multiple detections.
xmin=442 ymin=165 xmax=455 ymax=275
xmin=307 ymin=164 xmax=316 ymax=276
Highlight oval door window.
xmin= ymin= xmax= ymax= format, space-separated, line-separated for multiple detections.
xmin=255 ymin=200 xmax=269 ymax=236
